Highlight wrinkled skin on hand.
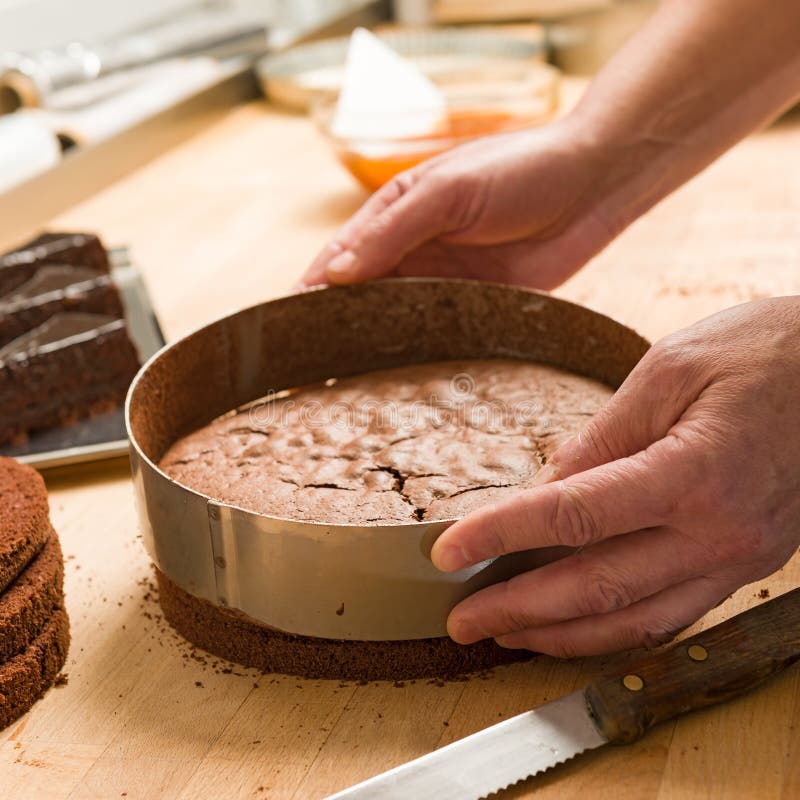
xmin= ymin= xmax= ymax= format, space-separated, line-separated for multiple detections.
xmin=431 ymin=297 xmax=800 ymax=657
xmin=299 ymin=119 xmax=623 ymax=291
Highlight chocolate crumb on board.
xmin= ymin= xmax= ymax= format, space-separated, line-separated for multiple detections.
xmin=54 ymin=673 xmax=69 ymax=687
xmin=758 ymin=588 xmax=770 ymax=599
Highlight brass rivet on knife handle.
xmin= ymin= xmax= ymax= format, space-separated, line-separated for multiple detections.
xmin=623 ymin=674 xmax=644 ymax=692
xmin=687 ymin=644 xmax=708 ymax=662
xmin=584 ymin=587 xmax=800 ymax=745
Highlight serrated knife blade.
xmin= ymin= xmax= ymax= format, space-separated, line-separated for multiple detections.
xmin=324 ymin=690 xmax=607 ymax=800
xmin=324 ymin=588 xmax=800 ymax=800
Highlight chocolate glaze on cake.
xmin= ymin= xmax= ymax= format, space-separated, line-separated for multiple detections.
xmin=161 ymin=359 xmax=612 ymax=524
xmin=0 ymin=266 xmax=124 ymax=347
xmin=0 ymin=232 xmax=110 ymax=297
xmin=0 ymin=312 xmax=141 ymax=446
xmin=158 ymin=569 xmax=530 ymax=681
xmin=0 ymin=534 xmax=64 ymax=663
xmin=0 ymin=457 xmax=51 ymax=593
xmin=0 ymin=608 xmax=69 ymax=731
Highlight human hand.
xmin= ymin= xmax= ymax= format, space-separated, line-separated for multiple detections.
xmin=432 ymin=297 xmax=800 ymax=657
xmin=299 ymin=118 xmax=625 ymax=291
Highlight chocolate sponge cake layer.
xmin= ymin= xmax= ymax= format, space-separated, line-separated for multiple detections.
xmin=0 ymin=608 xmax=70 ymax=731
xmin=158 ymin=570 xmax=530 ymax=681
xmin=0 ymin=457 xmax=51 ymax=593
xmin=0 ymin=533 xmax=64 ymax=663
xmin=161 ymin=359 xmax=612 ymax=525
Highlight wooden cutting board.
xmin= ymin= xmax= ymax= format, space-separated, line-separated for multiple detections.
xmin=1 ymin=83 xmax=799 ymax=800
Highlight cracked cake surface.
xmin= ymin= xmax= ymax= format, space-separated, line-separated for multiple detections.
xmin=160 ymin=359 xmax=613 ymax=524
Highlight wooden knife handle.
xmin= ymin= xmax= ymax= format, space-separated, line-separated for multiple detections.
xmin=584 ymin=587 xmax=800 ymax=744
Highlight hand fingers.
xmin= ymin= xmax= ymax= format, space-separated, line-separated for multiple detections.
xmin=299 ymin=166 xmax=450 ymax=287
xmin=491 ymin=573 xmax=739 ymax=658
xmin=431 ymin=438 xmax=690 ymax=572
xmin=300 ymin=176 xmax=417 ymax=286
xmin=446 ymin=525 xmax=721 ymax=644
xmin=543 ymin=341 xmax=706 ymax=484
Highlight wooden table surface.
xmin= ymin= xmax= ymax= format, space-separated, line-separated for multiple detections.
xmin=2 ymin=89 xmax=800 ymax=800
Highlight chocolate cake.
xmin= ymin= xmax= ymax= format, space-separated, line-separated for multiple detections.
xmin=0 ymin=232 xmax=141 ymax=446
xmin=0 ymin=265 xmax=124 ymax=347
xmin=0 ymin=232 xmax=109 ymax=297
xmin=157 ymin=359 xmax=613 ymax=679
xmin=0 ymin=456 xmax=52 ymax=592
xmin=0 ymin=534 xmax=64 ymax=663
xmin=0 ymin=313 xmax=141 ymax=446
xmin=0 ymin=609 xmax=70 ymax=731
xmin=161 ymin=359 xmax=613 ymax=524
xmin=0 ymin=457 xmax=69 ymax=730
xmin=157 ymin=568 xmax=525 ymax=681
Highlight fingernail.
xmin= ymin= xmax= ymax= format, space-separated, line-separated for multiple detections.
xmin=448 ymin=617 xmax=486 ymax=644
xmin=327 ymin=250 xmax=357 ymax=281
xmin=532 ymin=462 xmax=559 ymax=487
xmin=433 ymin=544 xmax=470 ymax=572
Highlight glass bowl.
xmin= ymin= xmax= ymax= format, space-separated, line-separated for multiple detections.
xmin=311 ymin=60 xmax=560 ymax=192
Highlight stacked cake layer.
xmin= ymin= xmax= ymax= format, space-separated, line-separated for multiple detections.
xmin=0 ymin=457 xmax=69 ymax=730
xmin=0 ymin=232 xmax=141 ymax=446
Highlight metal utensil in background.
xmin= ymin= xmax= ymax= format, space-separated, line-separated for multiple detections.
xmin=0 ymin=7 xmax=268 ymax=111
xmin=327 ymin=586 xmax=800 ymax=799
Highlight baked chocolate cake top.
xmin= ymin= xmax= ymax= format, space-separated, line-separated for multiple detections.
xmin=160 ymin=359 xmax=613 ymax=525
xmin=0 ymin=458 xmax=51 ymax=593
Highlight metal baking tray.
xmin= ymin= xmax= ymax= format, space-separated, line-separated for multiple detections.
xmin=127 ymin=278 xmax=649 ymax=641
xmin=1 ymin=251 xmax=166 ymax=469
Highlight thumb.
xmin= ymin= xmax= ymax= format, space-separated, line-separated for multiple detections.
xmin=541 ymin=343 xmax=702 ymax=482
xmin=324 ymin=171 xmax=459 ymax=285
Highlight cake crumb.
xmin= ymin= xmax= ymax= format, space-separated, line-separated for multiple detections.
xmin=54 ymin=673 xmax=69 ymax=687
xmin=335 ymin=603 xmax=345 ymax=616
xmin=195 ymin=681 xmax=204 ymax=688
xmin=758 ymin=588 xmax=770 ymax=599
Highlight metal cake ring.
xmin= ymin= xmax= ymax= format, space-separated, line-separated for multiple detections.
xmin=125 ymin=278 xmax=649 ymax=641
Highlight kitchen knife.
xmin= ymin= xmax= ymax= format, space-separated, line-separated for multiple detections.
xmin=325 ymin=587 xmax=800 ymax=800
